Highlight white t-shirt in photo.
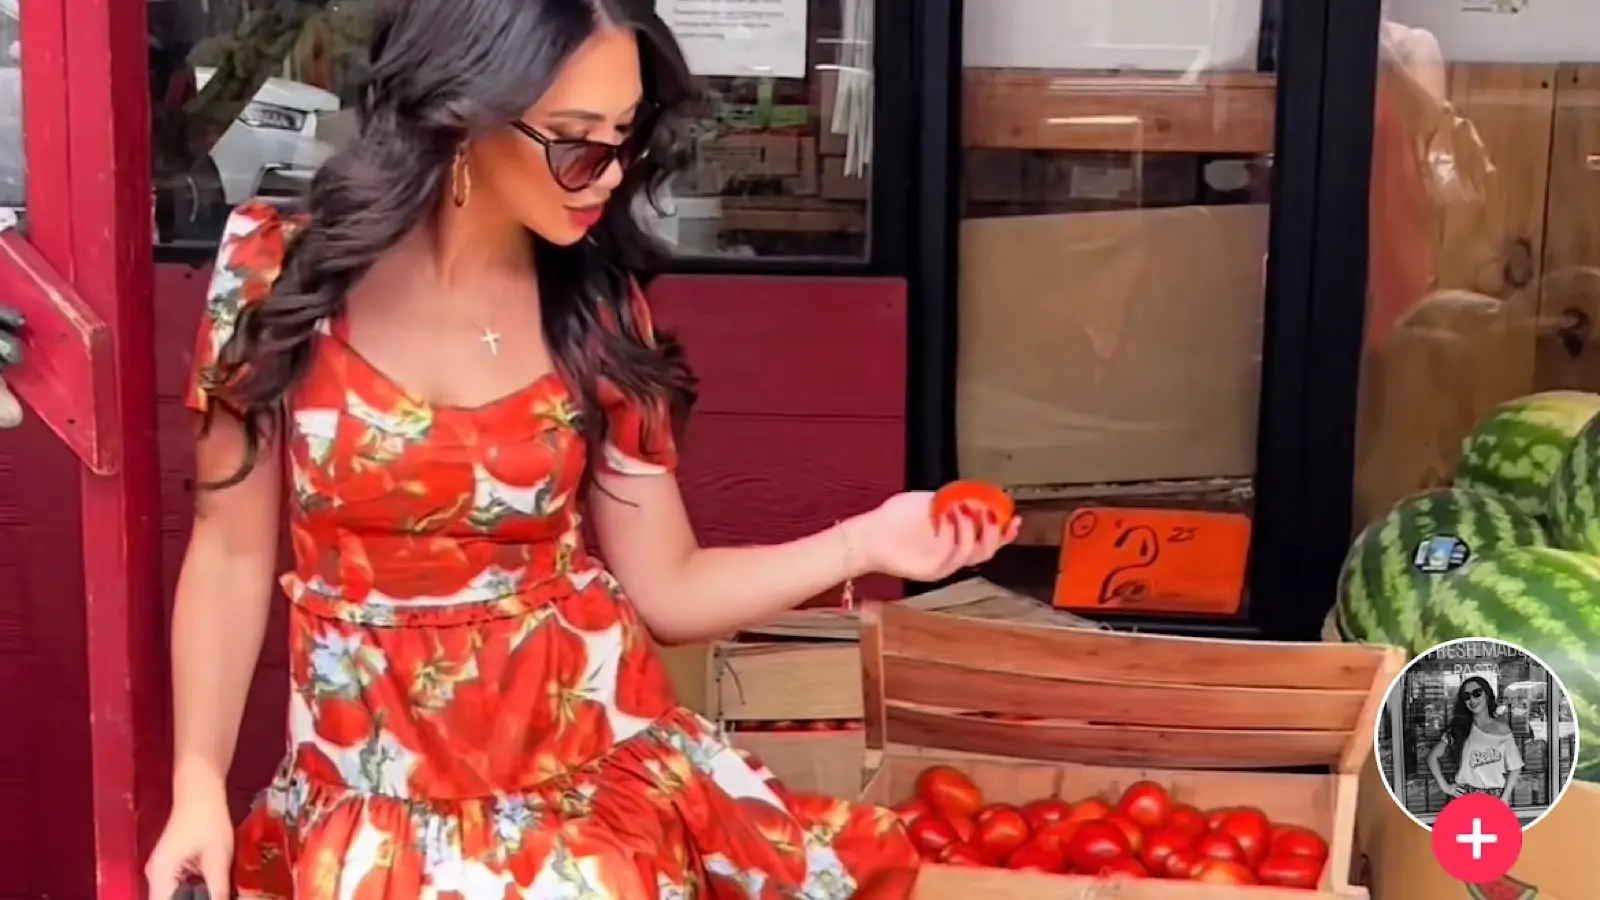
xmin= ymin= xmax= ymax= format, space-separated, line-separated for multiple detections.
xmin=1456 ymin=723 xmax=1525 ymax=789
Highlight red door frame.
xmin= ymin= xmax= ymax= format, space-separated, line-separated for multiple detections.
xmin=11 ymin=0 xmax=166 ymax=895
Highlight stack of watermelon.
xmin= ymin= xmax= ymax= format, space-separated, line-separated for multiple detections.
xmin=1336 ymin=390 xmax=1600 ymax=783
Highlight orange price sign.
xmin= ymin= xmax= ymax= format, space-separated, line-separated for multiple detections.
xmin=1052 ymin=507 xmax=1251 ymax=616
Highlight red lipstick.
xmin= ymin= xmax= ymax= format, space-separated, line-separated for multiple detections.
xmin=568 ymin=204 xmax=604 ymax=229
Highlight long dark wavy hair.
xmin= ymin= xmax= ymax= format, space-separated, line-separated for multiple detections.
xmin=1444 ymin=676 xmax=1498 ymax=765
xmin=202 ymin=0 xmax=698 ymax=489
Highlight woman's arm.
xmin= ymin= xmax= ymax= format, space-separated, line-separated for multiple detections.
xmin=588 ymin=471 xmax=995 ymax=645
xmin=1499 ymin=767 xmax=1522 ymax=803
xmin=1427 ymin=738 xmax=1455 ymax=792
xmin=170 ymin=414 xmax=282 ymax=797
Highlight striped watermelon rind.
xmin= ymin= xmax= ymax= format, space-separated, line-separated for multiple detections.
xmin=1456 ymin=390 xmax=1600 ymax=518
xmin=1337 ymin=488 xmax=1549 ymax=648
xmin=1550 ymin=412 xmax=1600 ymax=554
xmin=1419 ymin=546 xmax=1600 ymax=784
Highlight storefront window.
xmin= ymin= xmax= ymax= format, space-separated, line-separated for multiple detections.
xmin=1352 ymin=1 xmax=1600 ymax=527
xmin=145 ymin=0 xmax=869 ymax=258
xmin=0 ymin=1 xmax=21 ymax=218
xmin=1380 ymin=641 xmax=1573 ymax=825
xmin=958 ymin=1 xmax=1277 ymax=610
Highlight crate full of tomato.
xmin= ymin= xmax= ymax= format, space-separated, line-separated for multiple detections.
xmin=857 ymin=602 xmax=1404 ymax=898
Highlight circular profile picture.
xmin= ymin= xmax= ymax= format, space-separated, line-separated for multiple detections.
xmin=1375 ymin=637 xmax=1581 ymax=831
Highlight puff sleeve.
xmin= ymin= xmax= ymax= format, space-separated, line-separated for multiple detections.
xmin=185 ymin=202 xmax=299 ymax=416
xmin=596 ymin=283 xmax=679 ymax=475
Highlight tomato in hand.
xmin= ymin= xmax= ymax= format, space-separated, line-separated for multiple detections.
xmin=1139 ymin=826 xmax=1199 ymax=875
xmin=1270 ymin=825 xmax=1330 ymax=863
xmin=1104 ymin=813 xmax=1144 ymax=854
xmin=1066 ymin=797 xmax=1113 ymax=824
xmin=891 ymin=798 xmax=931 ymax=827
xmin=1115 ymin=780 xmax=1171 ymax=831
xmin=907 ymin=815 xmax=960 ymax=857
xmin=915 ymin=766 xmax=984 ymax=820
xmin=1065 ymin=821 xmax=1133 ymax=874
xmin=1167 ymin=804 xmax=1207 ymax=837
xmin=1006 ymin=837 xmax=1065 ymax=873
xmin=1258 ymin=855 xmax=1325 ymax=889
xmin=1020 ymin=797 xmax=1073 ymax=832
xmin=930 ymin=480 xmax=1015 ymax=535
xmin=936 ymin=843 xmax=986 ymax=867
xmin=973 ymin=805 xmax=1032 ymax=865
xmin=1194 ymin=831 xmax=1245 ymax=865
xmin=1092 ymin=856 xmax=1147 ymax=879
xmin=1191 ymin=859 xmax=1258 ymax=885
xmin=1216 ymin=808 xmax=1272 ymax=867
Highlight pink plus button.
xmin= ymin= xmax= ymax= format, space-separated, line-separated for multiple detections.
xmin=1431 ymin=793 xmax=1523 ymax=883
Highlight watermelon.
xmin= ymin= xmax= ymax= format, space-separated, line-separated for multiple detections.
xmin=1456 ymin=390 xmax=1600 ymax=518
xmin=1465 ymin=874 xmax=1540 ymax=900
xmin=1337 ymin=488 xmax=1548 ymax=647
xmin=1417 ymin=547 xmax=1600 ymax=783
xmin=1550 ymin=412 xmax=1600 ymax=553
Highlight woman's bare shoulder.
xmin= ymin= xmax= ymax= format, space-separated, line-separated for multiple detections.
xmin=1481 ymin=718 xmax=1513 ymax=736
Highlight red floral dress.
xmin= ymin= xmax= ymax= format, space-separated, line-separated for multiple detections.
xmin=188 ymin=202 xmax=918 ymax=899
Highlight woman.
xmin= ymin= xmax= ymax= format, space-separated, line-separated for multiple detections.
xmin=143 ymin=0 xmax=1018 ymax=897
xmin=1427 ymin=676 xmax=1524 ymax=804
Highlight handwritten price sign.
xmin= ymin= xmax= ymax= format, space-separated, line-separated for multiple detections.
xmin=1052 ymin=507 xmax=1251 ymax=616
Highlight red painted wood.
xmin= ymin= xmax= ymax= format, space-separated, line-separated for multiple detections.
xmin=61 ymin=0 xmax=167 ymax=895
xmin=0 ymin=230 xmax=118 ymax=473
xmin=146 ymin=264 xmax=907 ymax=825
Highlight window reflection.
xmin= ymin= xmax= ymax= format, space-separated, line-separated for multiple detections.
xmin=147 ymin=0 xmax=870 ymax=258
xmin=0 ymin=0 xmax=21 ymax=213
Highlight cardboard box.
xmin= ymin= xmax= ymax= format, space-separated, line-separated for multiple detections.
xmin=731 ymin=729 xmax=866 ymax=798
xmin=858 ymin=601 xmax=1405 ymax=898
xmin=956 ymin=205 xmax=1267 ymax=487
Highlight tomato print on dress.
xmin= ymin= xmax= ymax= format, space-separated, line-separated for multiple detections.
xmin=190 ymin=202 xmax=919 ymax=899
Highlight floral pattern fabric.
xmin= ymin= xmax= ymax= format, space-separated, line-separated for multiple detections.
xmin=190 ymin=203 xmax=918 ymax=899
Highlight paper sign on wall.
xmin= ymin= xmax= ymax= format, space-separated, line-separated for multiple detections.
xmin=657 ymin=0 xmax=809 ymax=80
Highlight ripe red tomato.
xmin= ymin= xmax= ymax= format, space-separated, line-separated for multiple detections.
xmin=1115 ymin=781 xmax=1171 ymax=831
xmin=907 ymin=815 xmax=960 ymax=857
xmin=1065 ymin=821 xmax=1133 ymax=874
xmin=1066 ymin=797 xmax=1113 ymax=824
xmin=1205 ymin=807 xmax=1236 ymax=830
xmin=1162 ymin=849 xmax=1201 ymax=879
xmin=806 ymin=719 xmax=836 ymax=731
xmin=1270 ymin=825 xmax=1330 ymax=863
xmin=891 ymin=798 xmax=931 ymax=827
xmin=1092 ymin=856 xmax=1147 ymax=879
xmin=1031 ymin=821 xmax=1080 ymax=858
xmin=1216 ymin=808 xmax=1272 ymax=867
xmin=1258 ymin=855 xmax=1325 ymax=889
xmin=1139 ymin=826 xmax=1199 ymax=875
xmin=1167 ymin=804 xmax=1207 ymax=837
xmin=973 ymin=805 xmax=1032 ymax=865
xmin=930 ymin=480 xmax=1015 ymax=534
xmin=1006 ymin=837 xmax=1065 ymax=873
xmin=945 ymin=812 xmax=975 ymax=844
xmin=1020 ymin=797 xmax=1073 ymax=832
xmin=769 ymin=720 xmax=798 ymax=732
xmin=937 ymin=843 xmax=986 ymax=867
xmin=1104 ymin=813 xmax=1144 ymax=854
xmin=915 ymin=766 xmax=984 ymax=820
xmin=1191 ymin=859 xmax=1258 ymax=885
xmin=1194 ymin=830 xmax=1245 ymax=865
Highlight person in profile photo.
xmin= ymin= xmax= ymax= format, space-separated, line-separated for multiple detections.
xmin=1428 ymin=675 xmax=1524 ymax=803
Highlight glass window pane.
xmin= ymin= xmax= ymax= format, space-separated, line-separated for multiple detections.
xmin=958 ymin=0 xmax=1277 ymax=612
xmin=147 ymin=0 xmax=869 ymax=258
xmin=0 ymin=1 xmax=21 ymax=219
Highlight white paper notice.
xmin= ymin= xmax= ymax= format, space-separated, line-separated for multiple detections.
xmin=658 ymin=0 xmax=809 ymax=80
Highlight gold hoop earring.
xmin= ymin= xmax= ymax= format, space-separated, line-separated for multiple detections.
xmin=452 ymin=147 xmax=472 ymax=208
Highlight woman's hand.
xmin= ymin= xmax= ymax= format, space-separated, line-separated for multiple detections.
xmin=849 ymin=491 xmax=1020 ymax=582
xmin=1441 ymin=782 xmax=1465 ymax=798
xmin=145 ymin=768 xmax=234 ymax=900
xmin=0 ymin=305 xmax=23 ymax=428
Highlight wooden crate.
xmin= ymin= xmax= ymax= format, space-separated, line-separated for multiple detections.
xmin=857 ymin=602 xmax=1405 ymax=899
xmin=708 ymin=579 xmax=1101 ymax=726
